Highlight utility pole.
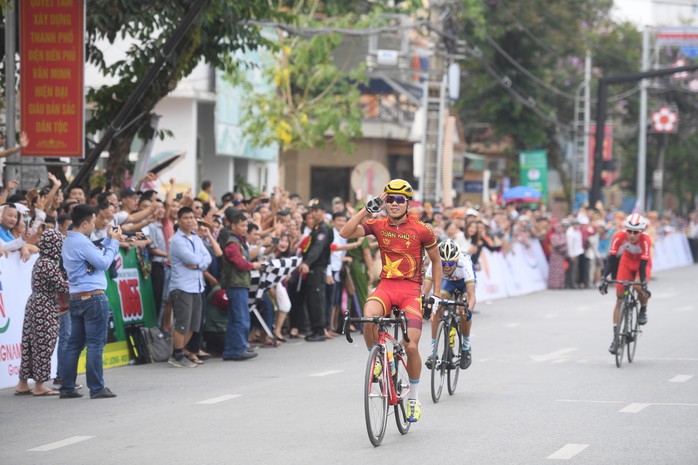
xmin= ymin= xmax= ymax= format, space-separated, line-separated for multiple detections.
xmin=4 ymin=0 xmax=17 ymax=182
xmin=637 ymin=26 xmax=651 ymax=212
xmin=654 ymin=133 xmax=667 ymax=213
xmin=420 ymin=0 xmax=448 ymax=204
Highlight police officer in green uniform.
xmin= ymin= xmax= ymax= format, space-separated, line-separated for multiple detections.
xmin=298 ymin=199 xmax=334 ymax=342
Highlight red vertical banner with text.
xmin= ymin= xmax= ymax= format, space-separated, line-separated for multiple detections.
xmin=20 ymin=0 xmax=85 ymax=157
xmin=588 ymin=124 xmax=614 ymax=187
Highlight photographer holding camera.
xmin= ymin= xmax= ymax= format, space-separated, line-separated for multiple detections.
xmin=60 ymin=205 xmax=122 ymax=399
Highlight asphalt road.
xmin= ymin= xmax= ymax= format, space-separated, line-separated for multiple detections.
xmin=2 ymin=265 xmax=697 ymax=464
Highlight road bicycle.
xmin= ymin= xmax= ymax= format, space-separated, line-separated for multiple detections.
xmin=343 ymin=306 xmax=412 ymax=447
xmin=428 ymin=293 xmax=469 ymax=402
xmin=606 ymin=279 xmax=648 ymax=368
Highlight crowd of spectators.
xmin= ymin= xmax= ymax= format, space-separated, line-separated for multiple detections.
xmin=2 ymin=173 xmax=698 ymax=372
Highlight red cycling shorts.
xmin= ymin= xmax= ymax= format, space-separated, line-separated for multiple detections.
xmin=366 ymin=279 xmax=423 ymax=329
xmin=615 ymin=258 xmax=652 ymax=294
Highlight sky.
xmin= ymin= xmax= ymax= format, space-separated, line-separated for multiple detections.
xmin=612 ymin=0 xmax=655 ymax=26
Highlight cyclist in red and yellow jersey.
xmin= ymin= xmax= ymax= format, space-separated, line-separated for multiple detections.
xmin=340 ymin=179 xmax=442 ymax=423
xmin=599 ymin=213 xmax=652 ymax=354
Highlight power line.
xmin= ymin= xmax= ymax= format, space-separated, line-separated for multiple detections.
xmin=495 ymin=1 xmax=567 ymax=58
xmin=482 ymin=30 xmax=578 ymax=100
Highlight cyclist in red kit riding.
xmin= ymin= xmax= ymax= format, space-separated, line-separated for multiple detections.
xmin=340 ymin=179 xmax=442 ymax=423
xmin=599 ymin=213 xmax=652 ymax=354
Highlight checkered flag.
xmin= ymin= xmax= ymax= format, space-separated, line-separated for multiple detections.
xmin=248 ymin=256 xmax=303 ymax=310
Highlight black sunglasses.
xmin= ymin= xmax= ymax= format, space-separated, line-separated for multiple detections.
xmin=386 ymin=194 xmax=406 ymax=205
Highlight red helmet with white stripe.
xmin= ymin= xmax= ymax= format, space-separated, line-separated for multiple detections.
xmin=624 ymin=213 xmax=647 ymax=232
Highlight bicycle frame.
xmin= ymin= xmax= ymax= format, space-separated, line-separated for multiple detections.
xmin=343 ymin=310 xmax=411 ymax=406
xmin=606 ymin=279 xmax=645 ymax=367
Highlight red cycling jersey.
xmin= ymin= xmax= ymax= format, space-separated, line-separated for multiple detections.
xmin=609 ymin=231 xmax=651 ymax=263
xmin=361 ymin=215 xmax=437 ymax=284
xmin=609 ymin=230 xmax=652 ymax=291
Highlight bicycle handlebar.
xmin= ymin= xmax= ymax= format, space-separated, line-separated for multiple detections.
xmin=437 ymin=299 xmax=469 ymax=309
xmin=342 ymin=313 xmax=411 ymax=345
xmin=605 ymin=279 xmax=651 ymax=298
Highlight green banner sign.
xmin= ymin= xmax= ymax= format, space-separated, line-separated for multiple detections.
xmin=105 ymin=248 xmax=157 ymax=342
xmin=519 ymin=149 xmax=549 ymax=204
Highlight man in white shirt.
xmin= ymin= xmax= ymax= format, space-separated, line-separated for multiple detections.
xmin=325 ymin=212 xmax=349 ymax=336
xmin=566 ymin=220 xmax=585 ymax=289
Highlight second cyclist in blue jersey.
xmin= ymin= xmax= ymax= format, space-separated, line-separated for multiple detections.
xmin=422 ymin=239 xmax=476 ymax=369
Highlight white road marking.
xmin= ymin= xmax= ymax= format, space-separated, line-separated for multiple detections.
xmin=544 ymin=313 xmax=558 ymax=319
xmin=674 ymin=305 xmax=693 ymax=312
xmin=196 ymin=394 xmax=242 ymax=405
xmin=531 ymin=348 xmax=578 ymax=362
xmin=669 ymin=375 xmax=694 ymax=383
xmin=558 ymin=399 xmax=625 ymax=404
xmin=28 ymin=436 xmax=94 ymax=452
xmin=552 ymin=359 xmax=568 ymax=364
xmin=559 ymin=399 xmax=698 ymax=407
xmin=547 ymin=444 xmax=589 ymax=460
xmin=619 ymin=403 xmax=650 ymax=413
xmin=310 ymin=370 xmax=343 ymax=377
xmin=505 ymin=323 xmax=521 ymax=328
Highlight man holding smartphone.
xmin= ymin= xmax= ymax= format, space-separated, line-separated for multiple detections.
xmin=60 ymin=205 xmax=122 ymax=399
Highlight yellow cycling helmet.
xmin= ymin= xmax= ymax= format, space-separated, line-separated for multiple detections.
xmin=384 ymin=178 xmax=413 ymax=200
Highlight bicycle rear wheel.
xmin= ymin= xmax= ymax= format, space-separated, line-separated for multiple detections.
xmin=364 ymin=345 xmax=388 ymax=447
xmin=627 ymin=302 xmax=639 ymax=363
xmin=447 ymin=324 xmax=462 ymax=395
xmin=615 ymin=301 xmax=627 ymax=368
xmin=431 ymin=320 xmax=447 ymax=403
xmin=393 ymin=351 xmax=411 ymax=435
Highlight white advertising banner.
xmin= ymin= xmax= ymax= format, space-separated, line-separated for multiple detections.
xmin=0 ymin=254 xmax=38 ymax=389
xmin=653 ymin=233 xmax=693 ymax=271
xmin=0 ymin=233 xmax=692 ymax=388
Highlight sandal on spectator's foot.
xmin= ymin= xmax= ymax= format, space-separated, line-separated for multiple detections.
xmin=196 ymin=351 xmax=211 ymax=361
xmin=288 ymin=329 xmax=300 ymax=339
xmin=187 ymin=354 xmax=204 ymax=364
xmin=262 ymin=338 xmax=281 ymax=348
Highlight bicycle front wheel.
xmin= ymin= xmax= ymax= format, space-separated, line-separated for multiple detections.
xmin=615 ymin=301 xmax=627 ymax=368
xmin=627 ymin=303 xmax=639 ymax=363
xmin=447 ymin=324 xmax=462 ymax=395
xmin=393 ymin=351 xmax=411 ymax=435
xmin=364 ymin=345 xmax=388 ymax=447
xmin=431 ymin=320 xmax=447 ymax=403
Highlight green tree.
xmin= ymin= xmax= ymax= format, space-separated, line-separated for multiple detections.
xmin=234 ymin=3 xmax=427 ymax=154
xmin=85 ymin=1 xmax=287 ymax=187
xmin=454 ymin=0 xmax=641 ymax=204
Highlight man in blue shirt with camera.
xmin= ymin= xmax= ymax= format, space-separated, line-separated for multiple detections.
xmin=60 ymin=204 xmax=121 ymax=399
